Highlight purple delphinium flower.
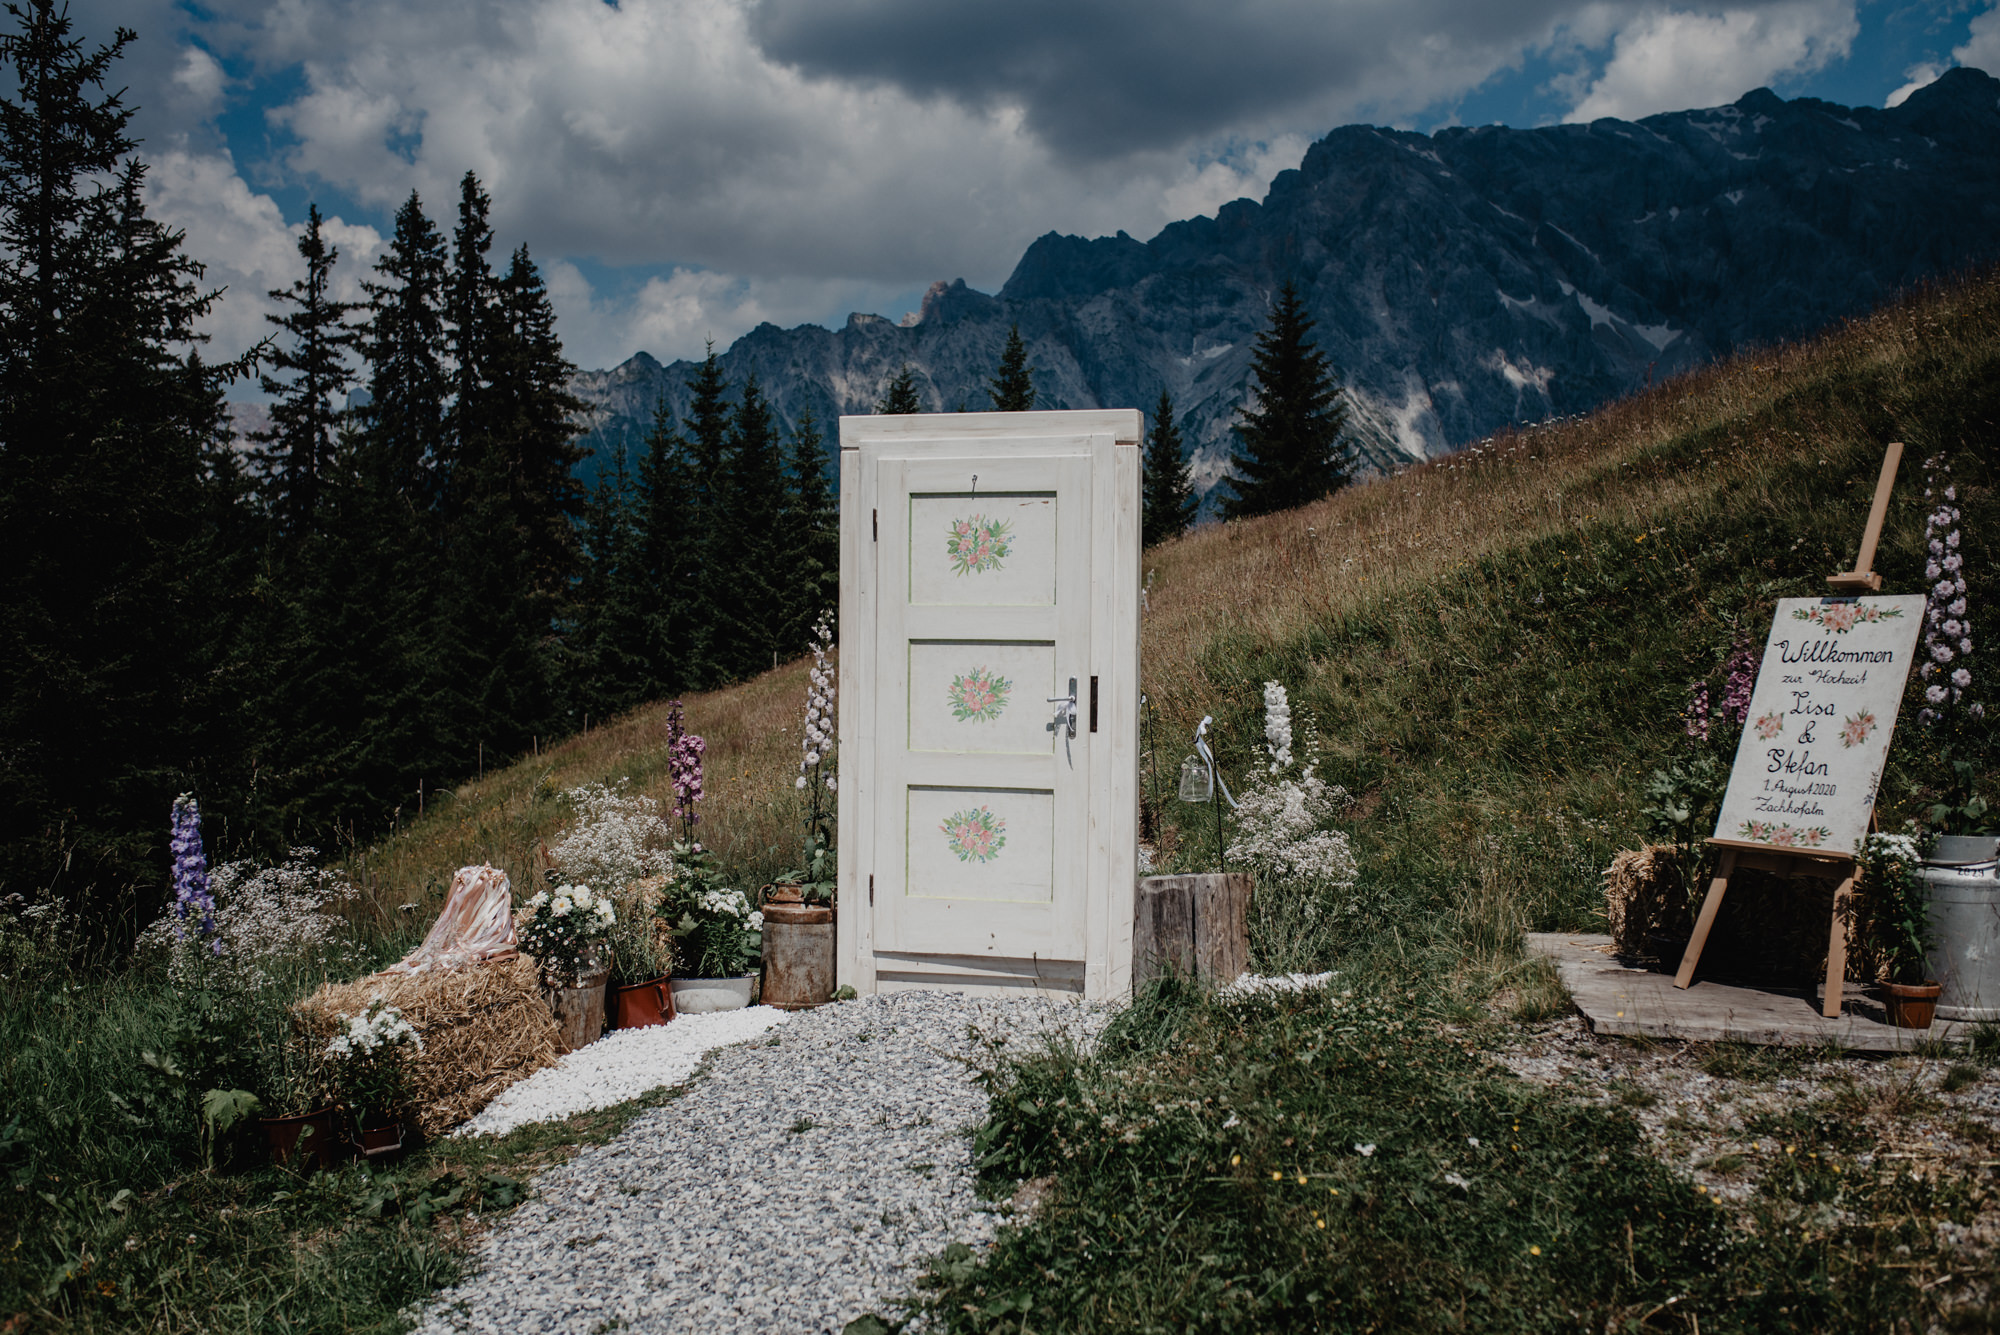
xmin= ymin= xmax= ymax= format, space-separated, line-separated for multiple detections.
xmin=1718 ymin=635 xmax=1758 ymax=726
xmin=1918 ymin=454 xmax=1978 ymax=725
xmin=1683 ymin=681 xmax=1711 ymax=741
xmin=665 ymin=700 xmax=707 ymax=843
xmin=169 ymin=793 xmax=216 ymax=944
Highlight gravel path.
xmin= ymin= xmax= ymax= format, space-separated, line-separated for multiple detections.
xmin=416 ymin=990 xmax=1107 ymax=1335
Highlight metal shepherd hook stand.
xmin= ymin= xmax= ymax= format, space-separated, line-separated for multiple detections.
xmin=1177 ymin=716 xmax=1238 ymax=872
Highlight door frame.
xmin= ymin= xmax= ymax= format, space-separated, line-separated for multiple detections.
xmin=838 ymin=410 xmax=1142 ymax=1001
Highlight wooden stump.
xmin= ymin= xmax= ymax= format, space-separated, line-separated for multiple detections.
xmin=1132 ymin=874 xmax=1253 ymax=991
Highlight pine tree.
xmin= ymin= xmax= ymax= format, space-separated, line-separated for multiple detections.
xmin=1142 ymin=390 xmax=1198 ymax=545
xmin=489 ymin=244 xmax=588 ymax=610
xmin=1221 ymin=281 xmax=1350 ymax=520
xmin=876 ymin=363 xmax=922 ymax=414
xmin=677 ymin=345 xmax=733 ymax=687
xmin=781 ymin=410 xmax=836 ymax=652
xmin=988 ymin=324 xmax=1035 ymax=411
xmin=358 ymin=190 xmax=449 ymax=513
xmin=574 ymin=439 xmax=652 ymax=715
xmin=251 ymin=204 xmax=357 ymax=538
xmin=443 ymin=170 xmax=497 ymax=521
xmin=0 ymin=1 xmax=246 ymax=920
xmin=715 ymin=373 xmax=787 ymax=679
xmin=636 ymin=394 xmax=692 ymax=692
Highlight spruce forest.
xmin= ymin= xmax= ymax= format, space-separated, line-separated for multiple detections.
xmin=0 ymin=5 xmax=839 ymax=939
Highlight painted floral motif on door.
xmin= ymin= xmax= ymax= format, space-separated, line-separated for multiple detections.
xmin=940 ymin=806 xmax=1007 ymax=862
xmin=946 ymin=515 xmax=1012 ymax=576
xmin=947 ymin=667 xmax=1012 ymax=723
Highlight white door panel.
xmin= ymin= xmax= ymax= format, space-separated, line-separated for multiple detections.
xmin=838 ymin=413 xmax=1141 ymax=999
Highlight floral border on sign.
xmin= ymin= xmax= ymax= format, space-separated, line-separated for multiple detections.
xmin=1752 ymin=711 xmax=1785 ymax=740
xmin=940 ymin=806 xmax=1007 ymax=863
xmin=1790 ymin=603 xmax=1904 ymax=634
xmin=1839 ymin=709 xmax=1877 ymax=749
xmin=947 ymin=515 xmax=1012 ymax=577
xmin=947 ymin=667 xmax=1012 ymax=723
xmin=1736 ymin=820 xmax=1832 ymax=849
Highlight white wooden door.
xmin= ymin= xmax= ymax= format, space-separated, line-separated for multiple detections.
xmin=875 ymin=453 xmax=1090 ymax=965
xmin=838 ymin=412 xmax=1142 ymax=999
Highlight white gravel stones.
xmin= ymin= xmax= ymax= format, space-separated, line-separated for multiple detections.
xmin=1222 ymin=970 xmax=1337 ymax=998
xmin=417 ymin=990 xmax=1107 ymax=1335
xmin=457 ymin=1008 xmax=791 ymax=1138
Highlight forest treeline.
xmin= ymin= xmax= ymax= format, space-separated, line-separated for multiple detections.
xmin=0 ymin=4 xmax=840 ymax=933
xmin=0 ymin=4 xmax=1353 ymax=936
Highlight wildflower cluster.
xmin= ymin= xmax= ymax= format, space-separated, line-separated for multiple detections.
xmin=1228 ymin=776 xmax=1359 ymax=887
xmin=324 ymin=998 xmax=423 ymax=1119
xmin=1684 ymin=632 xmax=1758 ymax=742
xmin=549 ymin=781 xmax=675 ymax=893
xmin=1682 ymin=681 xmax=1710 ymax=741
xmin=1261 ymin=680 xmax=1293 ymax=773
xmin=1717 ymin=635 xmax=1758 ymax=725
xmin=665 ymin=699 xmax=707 ymax=843
xmin=169 ymin=793 xmax=216 ymax=944
xmin=1855 ymin=831 xmax=1931 ymax=984
xmin=1228 ymin=682 xmax=1358 ymax=888
xmin=797 ymin=611 xmax=838 ymax=799
xmin=1918 ymin=454 xmax=1978 ymax=724
xmin=138 ymin=848 xmax=358 ymax=991
xmin=661 ymin=856 xmax=763 ymax=978
xmin=518 ymin=883 xmax=616 ymax=987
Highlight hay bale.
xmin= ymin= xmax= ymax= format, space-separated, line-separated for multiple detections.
xmin=1603 ymin=844 xmax=1691 ymax=956
xmin=296 ymin=954 xmax=561 ymax=1137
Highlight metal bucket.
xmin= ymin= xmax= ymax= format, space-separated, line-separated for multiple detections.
xmin=1922 ymin=835 xmax=2000 ymax=1021
xmin=761 ymin=896 xmax=835 ymax=1010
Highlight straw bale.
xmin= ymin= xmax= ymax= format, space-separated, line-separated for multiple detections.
xmin=295 ymin=954 xmax=560 ymax=1137
xmin=1603 ymin=844 xmax=1691 ymax=956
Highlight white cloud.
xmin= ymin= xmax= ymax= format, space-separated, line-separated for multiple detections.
xmin=1957 ymin=4 xmax=2000 ymax=73
xmin=144 ymin=149 xmax=381 ymax=362
xmin=541 ymin=260 xmax=919 ymax=370
xmin=107 ymin=0 xmax=1897 ymax=375
xmin=1566 ymin=2 xmax=1859 ymax=122
xmin=1886 ymin=62 xmax=1946 ymax=108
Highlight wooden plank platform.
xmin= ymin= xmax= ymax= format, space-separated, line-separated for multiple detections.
xmin=1525 ymin=932 xmax=1970 ymax=1052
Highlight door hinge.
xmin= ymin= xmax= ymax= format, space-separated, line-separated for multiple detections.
xmin=1089 ymin=675 xmax=1099 ymax=733
xmin=868 ymin=874 xmax=875 ymax=905
xmin=872 ymin=508 xmax=878 ymax=542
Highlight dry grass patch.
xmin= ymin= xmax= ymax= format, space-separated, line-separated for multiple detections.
xmin=342 ymin=658 xmax=813 ymax=928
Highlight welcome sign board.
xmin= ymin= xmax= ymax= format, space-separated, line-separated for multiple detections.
xmin=1711 ymin=594 xmax=1925 ymax=857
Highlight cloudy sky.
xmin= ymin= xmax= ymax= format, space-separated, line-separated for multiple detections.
xmin=69 ymin=0 xmax=2000 ymax=376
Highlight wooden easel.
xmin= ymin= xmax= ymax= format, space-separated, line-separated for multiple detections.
xmin=1673 ymin=443 xmax=1902 ymax=1018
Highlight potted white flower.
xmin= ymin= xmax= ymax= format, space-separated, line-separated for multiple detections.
xmin=662 ymin=847 xmax=764 ymax=1012
xmin=323 ymin=997 xmax=423 ymax=1159
xmin=518 ymin=882 xmax=617 ymax=1048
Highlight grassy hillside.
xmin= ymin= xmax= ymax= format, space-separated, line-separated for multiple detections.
xmin=4 ymin=270 xmax=1995 ymax=1334
xmin=351 ymin=267 xmax=1999 ymax=984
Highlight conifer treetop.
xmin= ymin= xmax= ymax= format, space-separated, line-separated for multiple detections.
xmin=987 ymin=324 xmax=1035 ymax=412
xmin=1222 ymin=281 xmax=1350 ymax=521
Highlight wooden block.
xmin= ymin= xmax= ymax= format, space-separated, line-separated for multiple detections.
xmin=1133 ymin=873 xmax=1252 ymax=990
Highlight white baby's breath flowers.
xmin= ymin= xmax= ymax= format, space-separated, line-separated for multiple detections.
xmin=136 ymin=848 xmax=359 ymax=991
xmin=1228 ymin=775 xmax=1360 ymax=887
xmin=550 ymin=782 xmax=675 ymax=892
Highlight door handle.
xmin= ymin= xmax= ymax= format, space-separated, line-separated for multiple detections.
xmin=1047 ymin=677 xmax=1078 ymax=766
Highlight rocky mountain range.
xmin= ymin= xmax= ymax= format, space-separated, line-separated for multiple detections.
xmin=577 ymin=68 xmax=2000 ymax=506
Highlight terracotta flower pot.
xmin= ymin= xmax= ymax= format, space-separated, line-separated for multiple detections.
xmin=261 ymin=1107 xmax=344 ymax=1172
xmin=1884 ymin=979 xmax=1944 ymax=1030
xmin=611 ymin=975 xmax=676 ymax=1028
